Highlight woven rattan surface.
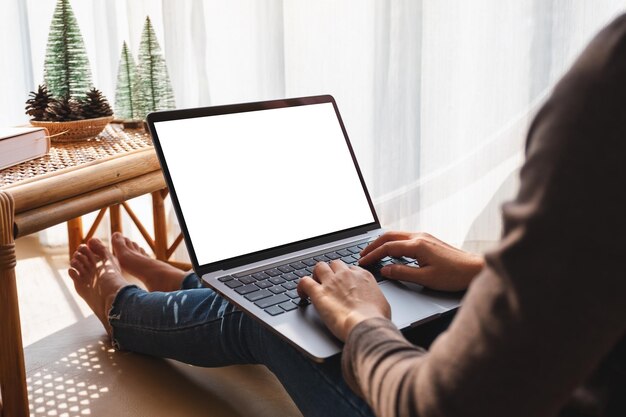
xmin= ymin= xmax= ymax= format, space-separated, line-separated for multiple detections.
xmin=0 ymin=124 xmax=152 ymax=188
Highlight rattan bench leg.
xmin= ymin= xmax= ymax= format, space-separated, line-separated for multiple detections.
xmin=0 ymin=191 xmax=30 ymax=417
xmin=152 ymin=190 xmax=168 ymax=261
xmin=67 ymin=217 xmax=84 ymax=259
xmin=110 ymin=204 xmax=122 ymax=234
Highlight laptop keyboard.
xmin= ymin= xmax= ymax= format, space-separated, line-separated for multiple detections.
xmin=217 ymin=241 xmax=419 ymax=316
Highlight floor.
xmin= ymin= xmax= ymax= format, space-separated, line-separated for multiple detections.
xmin=13 ymin=234 xmax=302 ymax=417
xmin=15 ymin=234 xmax=96 ymax=347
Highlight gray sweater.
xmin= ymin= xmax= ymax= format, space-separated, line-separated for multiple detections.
xmin=342 ymin=14 xmax=626 ymax=417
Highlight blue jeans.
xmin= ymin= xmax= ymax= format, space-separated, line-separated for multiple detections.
xmin=108 ymin=273 xmax=374 ymax=417
xmin=109 ymin=273 xmax=453 ymax=417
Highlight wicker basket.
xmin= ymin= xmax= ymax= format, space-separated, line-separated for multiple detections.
xmin=30 ymin=116 xmax=114 ymax=143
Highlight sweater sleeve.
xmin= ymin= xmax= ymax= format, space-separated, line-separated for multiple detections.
xmin=341 ymin=318 xmax=427 ymax=414
xmin=341 ymin=14 xmax=626 ymax=417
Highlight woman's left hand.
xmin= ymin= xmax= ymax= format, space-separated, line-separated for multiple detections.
xmin=297 ymin=260 xmax=391 ymax=342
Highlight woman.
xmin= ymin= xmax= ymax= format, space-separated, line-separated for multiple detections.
xmin=69 ymin=14 xmax=626 ymax=417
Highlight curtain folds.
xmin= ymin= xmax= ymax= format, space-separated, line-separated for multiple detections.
xmin=3 ymin=0 xmax=625 ymax=251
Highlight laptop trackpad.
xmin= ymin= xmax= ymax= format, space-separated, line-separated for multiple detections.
xmin=270 ymin=280 xmax=462 ymax=362
xmin=379 ymin=280 xmax=462 ymax=329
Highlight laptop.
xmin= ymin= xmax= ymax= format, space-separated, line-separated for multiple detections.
xmin=146 ymin=95 xmax=461 ymax=362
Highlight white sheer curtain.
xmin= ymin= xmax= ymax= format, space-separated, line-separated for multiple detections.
xmin=3 ymin=0 xmax=625 ymax=252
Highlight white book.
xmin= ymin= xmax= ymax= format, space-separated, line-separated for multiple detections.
xmin=0 ymin=127 xmax=50 ymax=171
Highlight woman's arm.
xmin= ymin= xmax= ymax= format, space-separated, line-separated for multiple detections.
xmin=298 ymin=13 xmax=626 ymax=417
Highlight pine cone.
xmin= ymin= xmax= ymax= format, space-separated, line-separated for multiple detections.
xmin=46 ymin=96 xmax=84 ymax=122
xmin=82 ymin=88 xmax=113 ymax=119
xmin=25 ymin=85 xmax=53 ymax=121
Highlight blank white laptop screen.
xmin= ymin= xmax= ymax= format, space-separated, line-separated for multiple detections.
xmin=153 ymin=102 xmax=375 ymax=266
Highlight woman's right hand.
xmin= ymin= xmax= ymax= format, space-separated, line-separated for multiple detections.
xmin=358 ymin=231 xmax=484 ymax=292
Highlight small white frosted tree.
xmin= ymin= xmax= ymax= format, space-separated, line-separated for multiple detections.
xmin=114 ymin=41 xmax=145 ymax=120
xmin=137 ymin=16 xmax=175 ymax=118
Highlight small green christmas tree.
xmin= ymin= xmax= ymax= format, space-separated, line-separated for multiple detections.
xmin=25 ymin=85 xmax=53 ymax=121
xmin=137 ymin=16 xmax=175 ymax=117
xmin=114 ymin=41 xmax=145 ymax=120
xmin=43 ymin=0 xmax=93 ymax=99
xmin=82 ymin=88 xmax=113 ymax=119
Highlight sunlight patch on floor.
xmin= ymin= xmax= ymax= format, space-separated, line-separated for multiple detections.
xmin=27 ymin=340 xmax=114 ymax=417
xmin=15 ymin=239 xmax=92 ymax=347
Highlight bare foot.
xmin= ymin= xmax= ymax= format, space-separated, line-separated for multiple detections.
xmin=68 ymin=239 xmax=130 ymax=336
xmin=111 ymin=232 xmax=186 ymax=292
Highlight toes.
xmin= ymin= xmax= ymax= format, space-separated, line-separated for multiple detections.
xmin=112 ymin=233 xmax=127 ymax=250
xmin=130 ymin=240 xmax=148 ymax=256
xmin=68 ymin=268 xmax=79 ymax=281
xmin=74 ymin=251 xmax=89 ymax=265
xmin=69 ymin=259 xmax=88 ymax=280
xmin=88 ymin=238 xmax=109 ymax=259
xmin=78 ymin=244 xmax=98 ymax=265
xmin=111 ymin=233 xmax=126 ymax=256
xmin=108 ymin=233 xmax=149 ymax=258
xmin=123 ymin=236 xmax=148 ymax=256
xmin=88 ymin=237 xmax=122 ymax=271
xmin=70 ymin=247 xmax=93 ymax=277
xmin=124 ymin=237 xmax=134 ymax=250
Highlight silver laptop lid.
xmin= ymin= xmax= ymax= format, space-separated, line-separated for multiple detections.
xmin=147 ymin=95 xmax=380 ymax=275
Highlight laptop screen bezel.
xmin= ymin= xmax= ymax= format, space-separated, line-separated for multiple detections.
xmin=147 ymin=95 xmax=381 ymax=276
